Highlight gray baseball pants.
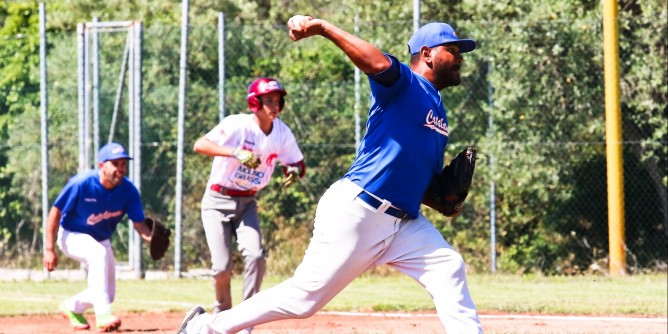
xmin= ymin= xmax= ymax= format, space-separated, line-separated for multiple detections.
xmin=201 ymin=190 xmax=266 ymax=313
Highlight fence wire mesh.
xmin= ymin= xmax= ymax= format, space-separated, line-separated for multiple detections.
xmin=4 ymin=15 xmax=666 ymax=275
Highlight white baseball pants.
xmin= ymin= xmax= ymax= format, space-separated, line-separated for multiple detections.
xmin=187 ymin=178 xmax=482 ymax=334
xmin=58 ymin=228 xmax=116 ymax=317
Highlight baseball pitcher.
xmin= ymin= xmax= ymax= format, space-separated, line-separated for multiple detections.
xmin=178 ymin=17 xmax=482 ymax=334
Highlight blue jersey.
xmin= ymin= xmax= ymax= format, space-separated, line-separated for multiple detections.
xmin=54 ymin=170 xmax=145 ymax=241
xmin=345 ymin=56 xmax=449 ymax=218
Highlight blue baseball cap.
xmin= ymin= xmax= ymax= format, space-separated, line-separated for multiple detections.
xmin=408 ymin=22 xmax=477 ymax=55
xmin=98 ymin=142 xmax=132 ymax=162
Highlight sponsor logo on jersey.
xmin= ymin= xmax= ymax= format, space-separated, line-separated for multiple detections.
xmin=234 ymin=165 xmax=265 ymax=186
xmin=87 ymin=210 xmax=124 ymax=225
xmin=423 ymin=110 xmax=449 ymax=136
xmin=266 ymin=153 xmax=278 ymax=166
xmin=84 ymin=198 xmax=97 ymax=202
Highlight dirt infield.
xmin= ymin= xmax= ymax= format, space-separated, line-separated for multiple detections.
xmin=1 ymin=311 xmax=666 ymax=334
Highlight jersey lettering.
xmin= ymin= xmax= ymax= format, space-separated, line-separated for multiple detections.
xmin=234 ymin=166 xmax=266 ymax=186
xmin=87 ymin=210 xmax=124 ymax=225
xmin=424 ymin=110 xmax=449 ymax=136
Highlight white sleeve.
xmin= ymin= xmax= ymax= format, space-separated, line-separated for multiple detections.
xmin=204 ymin=115 xmax=244 ymax=146
xmin=278 ymin=124 xmax=304 ymax=165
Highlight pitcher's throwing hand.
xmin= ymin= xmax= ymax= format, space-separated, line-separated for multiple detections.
xmin=288 ymin=15 xmax=323 ymax=41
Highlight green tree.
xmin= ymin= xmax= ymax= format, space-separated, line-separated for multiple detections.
xmin=0 ymin=1 xmax=43 ymax=266
xmin=0 ymin=0 xmax=665 ymax=275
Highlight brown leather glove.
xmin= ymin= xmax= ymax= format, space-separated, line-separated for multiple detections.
xmin=145 ymin=217 xmax=171 ymax=260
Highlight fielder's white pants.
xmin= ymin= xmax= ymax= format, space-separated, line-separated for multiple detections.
xmin=187 ymin=178 xmax=482 ymax=334
xmin=58 ymin=228 xmax=116 ymax=316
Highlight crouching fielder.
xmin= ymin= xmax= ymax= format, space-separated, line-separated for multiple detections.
xmin=43 ymin=142 xmax=153 ymax=332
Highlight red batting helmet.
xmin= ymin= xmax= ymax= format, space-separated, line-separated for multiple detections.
xmin=247 ymin=77 xmax=287 ymax=113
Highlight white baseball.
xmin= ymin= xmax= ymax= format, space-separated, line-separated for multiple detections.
xmin=289 ymin=15 xmax=308 ymax=29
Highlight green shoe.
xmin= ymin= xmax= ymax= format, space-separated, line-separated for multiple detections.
xmin=96 ymin=312 xmax=121 ymax=332
xmin=59 ymin=303 xmax=90 ymax=330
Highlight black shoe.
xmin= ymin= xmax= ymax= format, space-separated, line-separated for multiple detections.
xmin=176 ymin=305 xmax=205 ymax=334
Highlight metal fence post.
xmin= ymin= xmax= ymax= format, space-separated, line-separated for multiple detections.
xmin=175 ymin=0 xmax=190 ymax=278
xmin=39 ymin=2 xmax=50 ymax=277
xmin=218 ymin=12 xmax=225 ymax=122
xmin=92 ymin=17 xmax=100 ymax=162
xmin=487 ymin=61 xmax=497 ymax=274
xmin=77 ymin=23 xmax=86 ymax=173
xmin=131 ymin=20 xmax=144 ymax=279
xmin=353 ymin=14 xmax=360 ymax=151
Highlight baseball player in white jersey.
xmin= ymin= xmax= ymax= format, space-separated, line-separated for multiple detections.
xmin=43 ymin=142 xmax=152 ymax=332
xmin=177 ymin=16 xmax=482 ymax=334
xmin=192 ymin=77 xmax=305 ymax=333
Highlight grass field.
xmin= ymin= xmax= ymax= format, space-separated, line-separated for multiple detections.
xmin=1 ymin=272 xmax=665 ymax=317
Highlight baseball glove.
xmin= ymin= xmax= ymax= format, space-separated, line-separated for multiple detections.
xmin=145 ymin=217 xmax=171 ymax=260
xmin=282 ymin=165 xmax=300 ymax=188
xmin=233 ymin=148 xmax=261 ymax=169
xmin=424 ymin=147 xmax=477 ymax=217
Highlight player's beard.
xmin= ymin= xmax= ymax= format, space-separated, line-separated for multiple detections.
xmin=434 ymin=63 xmax=461 ymax=88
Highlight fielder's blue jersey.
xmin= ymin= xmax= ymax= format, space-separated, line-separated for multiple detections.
xmin=345 ymin=56 xmax=449 ymax=218
xmin=54 ymin=170 xmax=145 ymax=241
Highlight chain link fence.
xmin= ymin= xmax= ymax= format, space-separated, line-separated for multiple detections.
xmin=12 ymin=15 xmax=666 ymax=275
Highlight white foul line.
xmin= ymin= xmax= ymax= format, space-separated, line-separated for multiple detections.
xmin=318 ymin=311 xmax=667 ymax=324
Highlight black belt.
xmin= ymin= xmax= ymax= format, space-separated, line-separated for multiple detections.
xmin=356 ymin=191 xmax=409 ymax=219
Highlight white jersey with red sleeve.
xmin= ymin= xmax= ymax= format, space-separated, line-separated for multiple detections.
xmin=205 ymin=114 xmax=304 ymax=191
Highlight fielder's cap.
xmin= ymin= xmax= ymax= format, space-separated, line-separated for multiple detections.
xmin=407 ymin=22 xmax=477 ymax=55
xmin=98 ymin=142 xmax=132 ymax=162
